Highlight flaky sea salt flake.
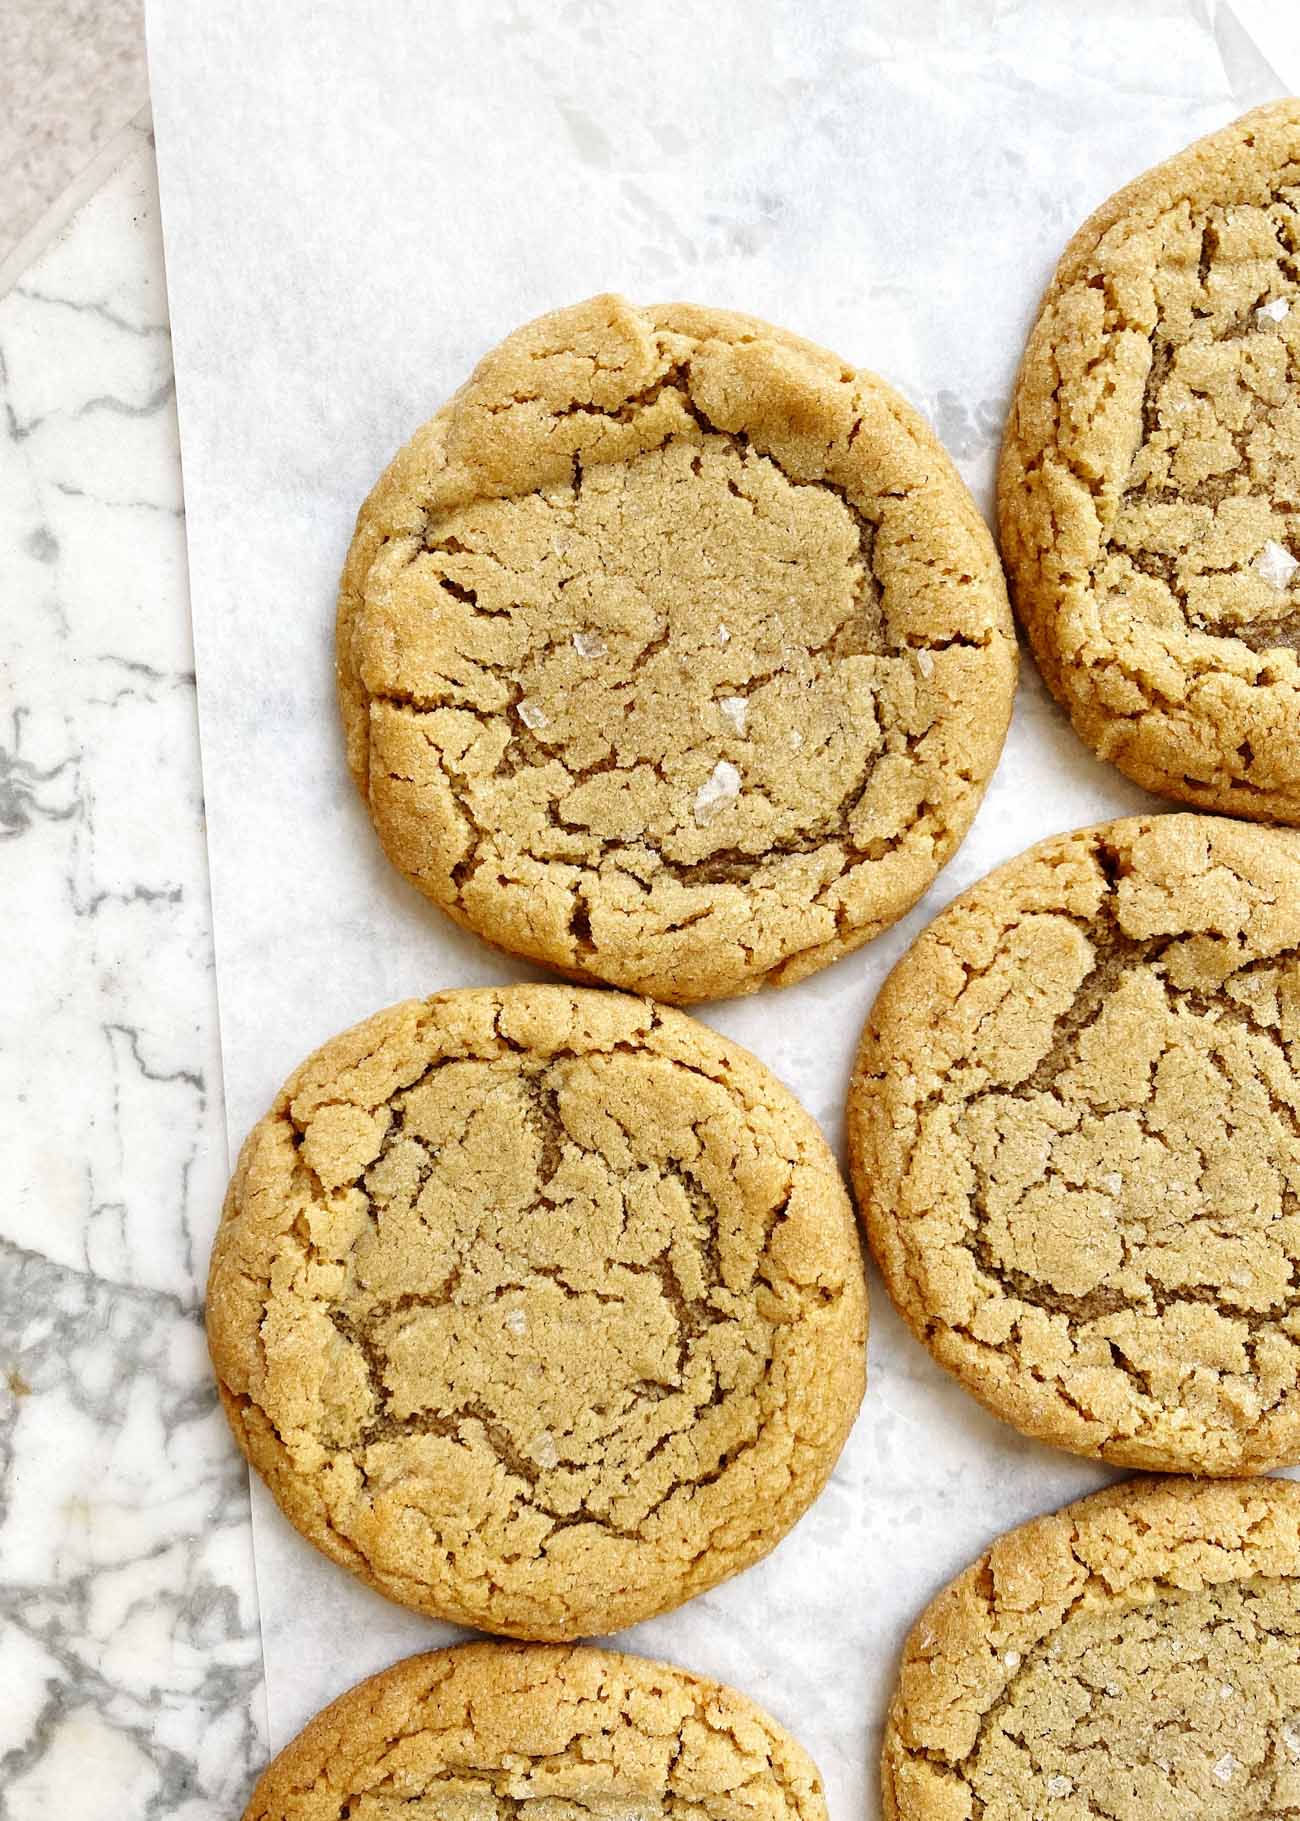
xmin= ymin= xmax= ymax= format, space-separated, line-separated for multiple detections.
xmin=1255 ymin=539 xmax=1299 ymax=591
xmin=694 ymin=760 xmax=741 ymax=824
xmin=1258 ymin=297 xmax=1291 ymax=323
xmin=1046 ymin=1776 xmax=1073 ymax=1799
xmin=1213 ymin=1754 xmax=1237 ymax=1784
xmin=572 ymin=630 xmax=606 ymax=659
xmin=717 ymin=623 xmax=731 ymax=645
xmin=532 ymin=1429 xmax=560 ymax=1470
xmin=1283 ymin=1722 xmax=1300 ymax=1757
xmin=518 ymin=698 xmax=548 ymax=730
xmin=1003 ymin=1650 xmax=1021 ymax=1670
xmin=915 ymin=648 xmax=936 ymax=678
xmin=719 ymin=695 xmax=748 ymax=734
xmin=505 ymin=1309 xmax=527 ymax=1337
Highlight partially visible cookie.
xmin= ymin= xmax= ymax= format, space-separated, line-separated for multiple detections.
xmin=883 ymin=1476 xmax=1300 ymax=1821
xmin=244 ymin=1642 xmax=829 ymax=1821
xmin=208 ymin=983 xmax=866 ymax=1638
xmin=849 ymin=813 xmax=1300 ymax=1474
xmin=1000 ymin=101 xmax=1300 ymax=819
xmin=339 ymin=293 xmax=1016 ymax=1001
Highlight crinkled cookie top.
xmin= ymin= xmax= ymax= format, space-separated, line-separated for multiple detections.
xmin=883 ymin=1477 xmax=1300 ymax=1821
xmin=1001 ymin=101 xmax=1300 ymax=820
xmin=851 ymin=813 xmax=1300 ymax=1474
xmin=340 ymin=295 xmax=1014 ymax=1001
xmin=208 ymin=985 xmax=865 ymax=1638
xmin=244 ymin=1643 xmax=829 ymax=1821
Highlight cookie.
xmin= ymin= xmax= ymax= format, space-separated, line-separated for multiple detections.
xmin=882 ymin=1476 xmax=1300 ymax=1821
xmin=1000 ymin=101 xmax=1300 ymax=820
xmin=339 ymin=294 xmax=1016 ymax=1002
xmin=207 ymin=983 xmax=866 ymax=1637
xmin=243 ymin=1641 xmax=829 ymax=1821
xmin=848 ymin=812 xmax=1300 ymax=1475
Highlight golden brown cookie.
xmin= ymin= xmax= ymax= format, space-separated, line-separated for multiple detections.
xmin=243 ymin=1641 xmax=828 ymax=1821
xmin=882 ymin=1476 xmax=1300 ymax=1821
xmin=1000 ymin=101 xmax=1300 ymax=820
xmin=339 ymin=294 xmax=1015 ymax=1001
xmin=848 ymin=812 xmax=1300 ymax=1475
xmin=207 ymin=983 xmax=866 ymax=1638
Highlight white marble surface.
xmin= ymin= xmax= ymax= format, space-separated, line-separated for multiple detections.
xmin=2 ymin=0 xmax=146 ymax=271
xmin=0 ymin=128 xmax=264 ymax=1815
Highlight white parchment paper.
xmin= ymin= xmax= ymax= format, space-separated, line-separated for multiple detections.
xmin=147 ymin=1 xmax=1289 ymax=1808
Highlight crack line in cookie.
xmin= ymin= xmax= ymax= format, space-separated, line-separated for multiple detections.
xmin=344 ymin=301 xmax=1013 ymax=994
xmin=859 ymin=822 xmax=1300 ymax=1468
xmin=276 ymin=1048 xmax=798 ymax=1541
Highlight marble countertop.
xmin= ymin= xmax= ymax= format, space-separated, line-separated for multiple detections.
xmin=2 ymin=0 xmax=146 ymax=279
xmin=1 ymin=124 xmax=264 ymax=1816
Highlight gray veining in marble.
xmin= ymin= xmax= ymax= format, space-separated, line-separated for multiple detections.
xmin=0 ymin=131 xmax=264 ymax=1818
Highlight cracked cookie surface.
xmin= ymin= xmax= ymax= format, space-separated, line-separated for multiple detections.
xmin=883 ymin=1477 xmax=1300 ymax=1821
xmin=339 ymin=294 xmax=1015 ymax=1002
xmin=243 ymin=1641 xmax=829 ymax=1821
xmin=1000 ymin=101 xmax=1300 ymax=820
xmin=848 ymin=814 xmax=1300 ymax=1474
xmin=207 ymin=984 xmax=866 ymax=1637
